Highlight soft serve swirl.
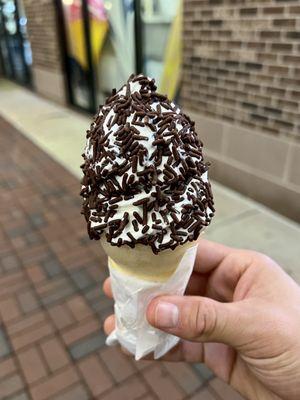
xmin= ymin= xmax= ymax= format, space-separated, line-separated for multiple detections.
xmin=80 ymin=74 xmax=214 ymax=253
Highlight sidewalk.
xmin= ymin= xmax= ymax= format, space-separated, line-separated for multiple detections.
xmin=0 ymin=80 xmax=299 ymax=400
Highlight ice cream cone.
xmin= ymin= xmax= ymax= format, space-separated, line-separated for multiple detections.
xmin=101 ymin=239 xmax=195 ymax=282
xmin=80 ymin=74 xmax=214 ymax=359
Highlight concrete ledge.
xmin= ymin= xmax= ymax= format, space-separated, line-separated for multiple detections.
xmin=223 ymin=124 xmax=289 ymax=178
xmin=32 ymin=66 xmax=66 ymax=105
xmin=288 ymin=144 xmax=300 ymax=187
xmin=207 ymin=151 xmax=300 ymax=222
xmin=188 ymin=110 xmax=300 ymax=222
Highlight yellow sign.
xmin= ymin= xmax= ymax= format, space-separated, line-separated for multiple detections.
xmin=160 ymin=0 xmax=182 ymax=100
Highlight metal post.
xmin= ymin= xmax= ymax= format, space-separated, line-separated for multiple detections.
xmin=0 ymin=2 xmax=15 ymax=79
xmin=54 ymin=0 xmax=74 ymax=106
xmin=134 ymin=0 xmax=143 ymax=74
xmin=82 ymin=0 xmax=97 ymax=113
xmin=14 ymin=0 xmax=31 ymax=86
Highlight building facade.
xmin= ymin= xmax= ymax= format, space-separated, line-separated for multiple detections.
xmin=0 ymin=0 xmax=299 ymax=221
xmin=23 ymin=0 xmax=66 ymax=103
xmin=181 ymin=0 xmax=300 ymax=221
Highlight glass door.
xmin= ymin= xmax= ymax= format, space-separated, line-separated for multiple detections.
xmin=58 ymin=0 xmax=136 ymax=112
xmin=57 ymin=0 xmax=182 ymax=112
xmin=0 ymin=0 xmax=32 ymax=85
xmin=59 ymin=0 xmax=96 ymax=112
xmin=90 ymin=0 xmax=136 ymax=105
xmin=140 ymin=0 xmax=182 ymax=100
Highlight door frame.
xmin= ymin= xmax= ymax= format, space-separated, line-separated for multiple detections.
xmin=56 ymin=0 xmax=144 ymax=114
xmin=55 ymin=0 xmax=97 ymax=114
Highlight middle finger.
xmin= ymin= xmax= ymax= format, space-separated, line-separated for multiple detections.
xmin=103 ymin=277 xmax=113 ymax=298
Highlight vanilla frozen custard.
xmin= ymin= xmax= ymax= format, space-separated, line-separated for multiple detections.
xmin=80 ymin=74 xmax=214 ymax=255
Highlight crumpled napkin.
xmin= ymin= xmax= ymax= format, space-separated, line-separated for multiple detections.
xmin=106 ymin=245 xmax=198 ymax=360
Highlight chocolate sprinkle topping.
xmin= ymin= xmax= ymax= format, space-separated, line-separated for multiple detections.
xmin=80 ymin=74 xmax=214 ymax=254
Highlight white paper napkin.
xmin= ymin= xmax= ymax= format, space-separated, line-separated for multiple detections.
xmin=106 ymin=245 xmax=198 ymax=360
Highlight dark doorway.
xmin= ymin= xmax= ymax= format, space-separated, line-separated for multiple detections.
xmin=0 ymin=0 xmax=32 ymax=86
xmin=57 ymin=0 xmax=140 ymax=114
xmin=56 ymin=0 xmax=96 ymax=113
xmin=56 ymin=0 xmax=181 ymax=113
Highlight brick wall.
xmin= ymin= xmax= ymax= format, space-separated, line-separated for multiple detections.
xmin=181 ymin=0 xmax=300 ymax=221
xmin=23 ymin=0 xmax=66 ymax=103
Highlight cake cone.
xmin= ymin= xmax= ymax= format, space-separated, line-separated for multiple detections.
xmin=101 ymin=239 xmax=195 ymax=282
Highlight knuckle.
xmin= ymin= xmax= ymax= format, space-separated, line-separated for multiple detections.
xmin=252 ymin=251 xmax=273 ymax=264
xmin=235 ymin=249 xmax=278 ymax=272
xmin=236 ymin=249 xmax=260 ymax=264
xmin=224 ymin=251 xmax=240 ymax=267
xmin=249 ymin=251 xmax=276 ymax=267
xmin=184 ymin=299 xmax=216 ymax=339
xmin=226 ymin=250 xmax=254 ymax=271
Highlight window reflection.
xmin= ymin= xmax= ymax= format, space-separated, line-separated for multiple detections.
xmin=141 ymin=0 xmax=181 ymax=99
xmin=17 ymin=0 xmax=32 ymax=68
xmin=90 ymin=0 xmax=136 ymax=105
xmin=59 ymin=0 xmax=182 ymax=112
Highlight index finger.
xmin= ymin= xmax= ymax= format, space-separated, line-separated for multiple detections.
xmin=194 ymin=239 xmax=232 ymax=274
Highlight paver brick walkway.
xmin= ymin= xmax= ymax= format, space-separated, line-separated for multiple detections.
xmin=0 ymin=117 xmax=244 ymax=400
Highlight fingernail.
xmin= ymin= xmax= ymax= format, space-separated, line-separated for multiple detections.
xmin=155 ymin=302 xmax=179 ymax=328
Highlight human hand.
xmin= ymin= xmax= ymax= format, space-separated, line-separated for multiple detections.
xmin=103 ymin=239 xmax=300 ymax=400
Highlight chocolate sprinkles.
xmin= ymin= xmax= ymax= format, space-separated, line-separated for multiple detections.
xmin=80 ymin=74 xmax=214 ymax=253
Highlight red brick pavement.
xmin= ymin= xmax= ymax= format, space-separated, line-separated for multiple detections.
xmin=0 ymin=117 xmax=244 ymax=400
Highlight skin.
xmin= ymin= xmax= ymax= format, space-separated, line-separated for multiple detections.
xmin=103 ymin=239 xmax=300 ymax=400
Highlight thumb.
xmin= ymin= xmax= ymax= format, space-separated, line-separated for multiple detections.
xmin=147 ymin=295 xmax=246 ymax=347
